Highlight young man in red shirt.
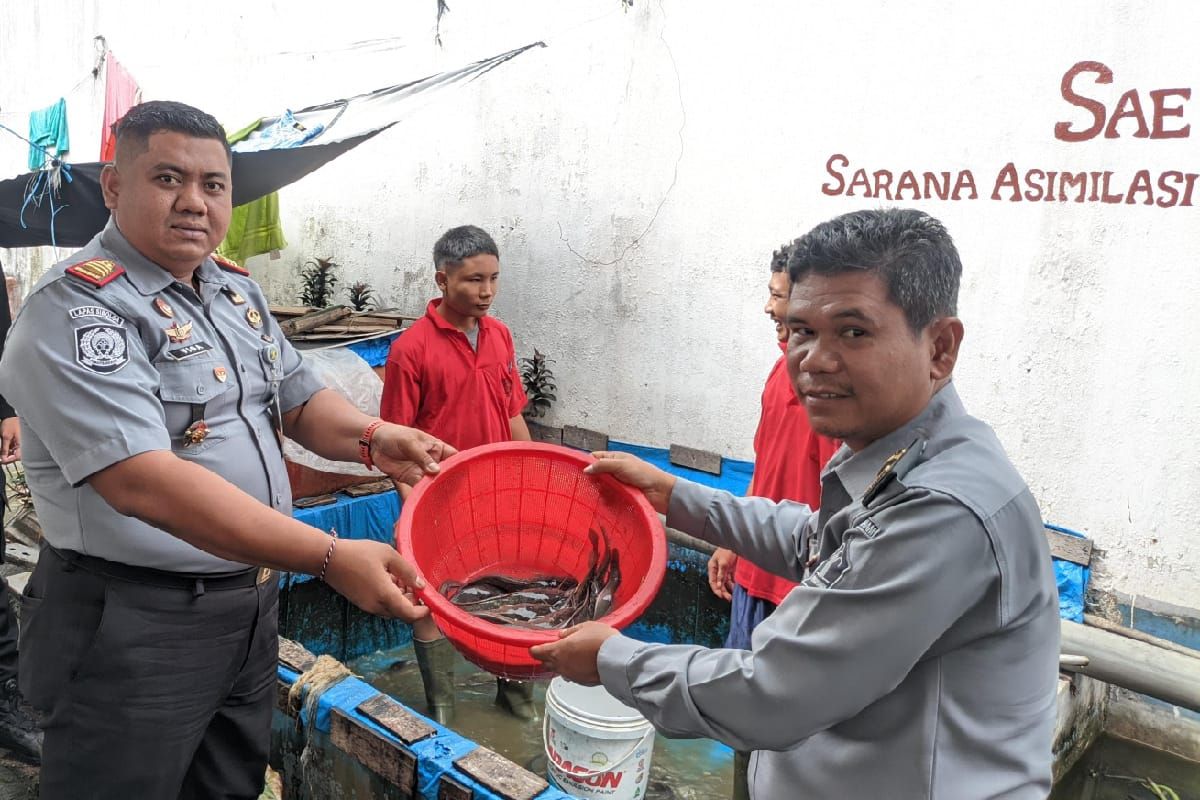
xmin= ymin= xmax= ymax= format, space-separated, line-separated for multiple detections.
xmin=381 ymin=225 xmax=534 ymax=723
xmin=707 ymin=244 xmax=840 ymax=800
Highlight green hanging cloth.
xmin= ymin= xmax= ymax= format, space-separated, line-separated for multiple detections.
xmin=28 ymin=98 xmax=70 ymax=170
xmin=217 ymin=119 xmax=288 ymax=265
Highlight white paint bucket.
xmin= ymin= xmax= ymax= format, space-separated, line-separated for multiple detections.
xmin=543 ymin=677 xmax=656 ymax=800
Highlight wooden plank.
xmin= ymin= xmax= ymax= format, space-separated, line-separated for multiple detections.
xmin=1044 ymin=528 xmax=1092 ymax=566
xmin=278 ymin=637 xmax=317 ymax=673
xmin=355 ymin=693 xmax=437 ymax=745
xmin=526 ymin=421 xmax=562 ymax=445
xmin=438 ymin=775 xmax=473 ymax=800
xmin=669 ymin=444 xmax=723 ymax=475
xmin=269 ymin=305 xmax=317 ymax=317
xmin=293 ymin=493 xmax=338 ymax=508
xmin=344 ymin=479 xmax=398 ymax=497
xmin=330 ymin=708 xmax=419 ymax=794
xmin=454 ymin=747 xmax=547 ymax=800
xmin=310 ymin=324 xmax=395 ymax=334
xmin=562 ymin=425 xmax=608 ymax=453
xmin=279 ymin=305 xmax=352 ymax=337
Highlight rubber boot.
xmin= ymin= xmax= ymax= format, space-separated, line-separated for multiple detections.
xmin=413 ymin=638 xmax=456 ymax=725
xmin=494 ymin=677 xmax=536 ymax=720
xmin=731 ymin=750 xmax=750 ymax=800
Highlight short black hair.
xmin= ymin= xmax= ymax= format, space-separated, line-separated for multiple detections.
xmin=433 ymin=225 xmax=499 ymax=271
xmin=787 ymin=208 xmax=961 ymax=331
xmin=770 ymin=243 xmax=792 ymax=273
xmin=113 ymin=100 xmax=231 ymax=164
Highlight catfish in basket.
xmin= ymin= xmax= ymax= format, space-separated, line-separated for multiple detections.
xmin=439 ymin=527 xmax=621 ymax=630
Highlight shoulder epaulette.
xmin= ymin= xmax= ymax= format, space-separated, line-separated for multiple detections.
xmin=862 ymin=436 xmax=927 ymax=507
xmin=212 ymin=254 xmax=251 ymax=276
xmin=65 ymin=259 xmax=125 ymax=288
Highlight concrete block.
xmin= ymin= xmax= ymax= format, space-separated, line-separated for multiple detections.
xmin=668 ymin=444 xmax=723 ymax=475
xmin=562 ymin=425 xmax=608 ymax=452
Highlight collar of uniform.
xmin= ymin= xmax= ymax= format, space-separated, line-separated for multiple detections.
xmin=98 ymin=218 xmax=217 ymax=296
xmin=424 ymin=298 xmax=496 ymax=336
xmin=193 ymin=256 xmax=230 ymax=291
xmin=826 ymin=382 xmax=965 ymax=500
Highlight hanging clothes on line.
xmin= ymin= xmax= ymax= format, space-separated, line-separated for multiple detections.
xmin=28 ymin=98 xmax=70 ymax=170
xmin=100 ymin=53 xmax=141 ymax=161
xmin=217 ymin=119 xmax=287 ymax=265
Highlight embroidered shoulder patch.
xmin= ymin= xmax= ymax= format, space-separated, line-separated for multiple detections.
xmin=65 ymin=259 xmax=125 ymax=288
xmin=803 ymin=542 xmax=853 ymax=589
xmin=74 ymin=324 xmax=129 ymax=374
xmin=69 ymin=306 xmax=124 ymax=326
xmin=211 ymin=254 xmax=250 ymax=276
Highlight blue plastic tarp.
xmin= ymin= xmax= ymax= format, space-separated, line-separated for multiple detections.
xmin=1047 ymin=524 xmax=1090 ymax=623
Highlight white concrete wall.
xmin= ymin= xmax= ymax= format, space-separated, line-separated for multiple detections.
xmin=1 ymin=1 xmax=1197 ymax=608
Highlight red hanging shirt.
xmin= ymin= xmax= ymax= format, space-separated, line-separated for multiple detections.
xmin=381 ymin=299 xmax=527 ymax=450
xmin=734 ymin=346 xmax=841 ymax=605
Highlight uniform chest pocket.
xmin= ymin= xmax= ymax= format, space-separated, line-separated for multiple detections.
xmin=157 ymin=361 xmax=235 ymax=453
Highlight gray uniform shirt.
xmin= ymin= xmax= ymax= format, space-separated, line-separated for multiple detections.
xmin=0 ymin=220 xmax=325 ymax=573
xmin=598 ymin=384 xmax=1060 ymax=799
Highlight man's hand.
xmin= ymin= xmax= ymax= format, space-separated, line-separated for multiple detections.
xmin=0 ymin=417 xmax=20 ymax=464
xmin=370 ymin=424 xmax=458 ymax=487
xmin=708 ymin=548 xmax=737 ymax=601
xmin=529 ymin=622 xmax=620 ymax=685
xmin=322 ymin=538 xmax=432 ymax=622
xmin=583 ymin=451 xmax=677 ymax=513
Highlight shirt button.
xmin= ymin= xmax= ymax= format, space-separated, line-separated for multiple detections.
xmin=274 ymin=494 xmax=282 ymax=505
xmin=197 ymin=385 xmax=206 ymax=395
xmin=240 ymin=365 xmax=247 ymax=373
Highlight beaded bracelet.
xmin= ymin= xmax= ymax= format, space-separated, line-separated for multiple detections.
xmin=359 ymin=419 xmax=385 ymax=471
xmin=318 ymin=531 xmax=338 ymax=582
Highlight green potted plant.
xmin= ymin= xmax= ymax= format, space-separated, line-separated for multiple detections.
xmin=520 ymin=349 xmax=557 ymax=420
xmin=298 ymin=257 xmax=340 ymax=308
xmin=346 ymin=281 xmax=377 ymax=312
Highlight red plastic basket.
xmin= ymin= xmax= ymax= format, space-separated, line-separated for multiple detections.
xmin=396 ymin=441 xmax=666 ymax=680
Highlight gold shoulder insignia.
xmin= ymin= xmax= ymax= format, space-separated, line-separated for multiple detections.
xmin=862 ymin=437 xmax=927 ymax=507
xmin=212 ymin=254 xmax=251 ymax=276
xmin=65 ymin=259 xmax=125 ymax=288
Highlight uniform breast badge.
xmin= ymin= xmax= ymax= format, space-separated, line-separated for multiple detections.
xmin=153 ymin=298 xmax=175 ymax=318
xmin=182 ymin=420 xmax=209 ymax=447
xmin=164 ymin=320 xmax=194 ymax=343
xmin=213 ymin=366 xmax=228 ymax=382
xmin=246 ymin=309 xmax=263 ymax=329
xmin=228 ymin=290 xmax=247 ymax=305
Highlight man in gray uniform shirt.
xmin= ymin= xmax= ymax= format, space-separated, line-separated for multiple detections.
xmin=533 ymin=208 xmax=1060 ymax=799
xmin=0 ymin=101 xmax=455 ymax=799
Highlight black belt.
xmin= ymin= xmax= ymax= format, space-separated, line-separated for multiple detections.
xmin=48 ymin=546 xmax=273 ymax=596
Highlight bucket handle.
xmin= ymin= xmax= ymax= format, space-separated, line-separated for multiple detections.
xmin=542 ymin=713 xmax=650 ymax=780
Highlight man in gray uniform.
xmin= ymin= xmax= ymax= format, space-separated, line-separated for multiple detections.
xmin=533 ymin=209 xmax=1060 ymax=798
xmin=0 ymin=101 xmax=455 ymax=799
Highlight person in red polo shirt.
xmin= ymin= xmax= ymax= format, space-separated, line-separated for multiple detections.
xmin=707 ymin=244 xmax=840 ymax=800
xmin=381 ymin=224 xmax=534 ymax=723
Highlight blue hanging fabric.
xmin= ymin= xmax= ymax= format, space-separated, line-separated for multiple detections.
xmin=28 ymin=98 xmax=70 ymax=171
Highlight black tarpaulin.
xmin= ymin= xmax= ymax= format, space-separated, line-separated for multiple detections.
xmin=0 ymin=42 xmax=544 ymax=249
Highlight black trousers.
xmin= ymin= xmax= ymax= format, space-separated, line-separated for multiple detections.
xmin=19 ymin=549 xmax=278 ymax=799
xmin=0 ymin=534 xmax=18 ymax=683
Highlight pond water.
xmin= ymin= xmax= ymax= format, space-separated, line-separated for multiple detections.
xmin=349 ymin=645 xmax=735 ymax=800
xmin=1050 ymin=734 xmax=1200 ymax=800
